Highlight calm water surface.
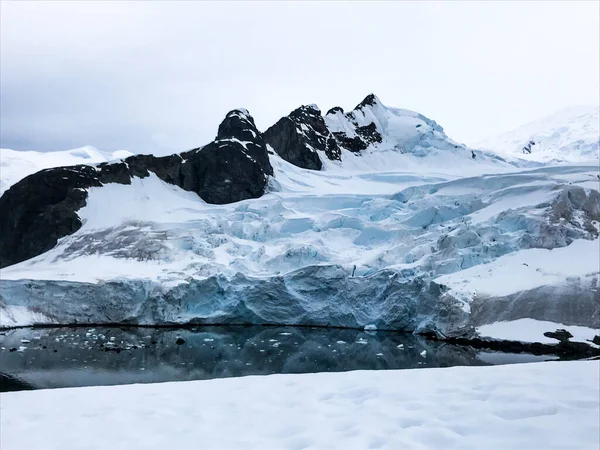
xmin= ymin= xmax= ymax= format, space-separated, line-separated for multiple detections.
xmin=0 ymin=326 xmax=554 ymax=392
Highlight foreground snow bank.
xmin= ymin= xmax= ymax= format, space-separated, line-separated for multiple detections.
xmin=2 ymin=361 xmax=598 ymax=450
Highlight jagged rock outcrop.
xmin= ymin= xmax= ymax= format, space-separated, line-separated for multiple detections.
xmin=262 ymin=105 xmax=341 ymax=170
xmin=0 ymin=109 xmax=272 ymax=268
xmin=324 ymin=94 xmax=384 ymax=153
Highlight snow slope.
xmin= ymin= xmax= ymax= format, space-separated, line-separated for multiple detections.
xmin=0 ymin=146 xmax=133 ymax=195
xmin=324 ymin=95 xmax=513 ymax=172
xmin=435 ymin=238 xmax=599 ymax=301
xmin=474 ymin=106 xmax=600 ymax=164
xmin=2 ymin=360 xmax=598 ymax=450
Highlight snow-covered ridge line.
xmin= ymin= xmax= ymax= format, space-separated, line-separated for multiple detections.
xmin=473 ymin=105 xmax=600 ymax=164
xmin=0 ymin=146 xmax=133 ymax=195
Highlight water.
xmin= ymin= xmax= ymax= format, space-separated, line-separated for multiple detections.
xmin=0 ymin=326 xmax=555 ymax=392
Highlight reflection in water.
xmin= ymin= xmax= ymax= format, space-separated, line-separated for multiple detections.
xmin=0 ymin=326 xmax=551 ymax=391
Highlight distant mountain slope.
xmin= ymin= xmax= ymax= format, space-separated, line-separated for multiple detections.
xmin=0 ymin=146 xmax=133 ymax=195
xmin=473 ymin=106 xmax=599 ymax=164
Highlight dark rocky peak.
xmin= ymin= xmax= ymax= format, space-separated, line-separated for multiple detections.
xmin=262 ymin=105 xmax=341 ymax=171
xmin=288 ymin=104 xmax=321 ymax=122
xmin=214 ymin=108 xmax=273 ymax=177
xmin=326 ymin=106 xmax=344 ymax=115
xmin=216 ymin=108 xmax=259 ymax=142
xmin=323 ymin=94 xmax=384 ymax=153
xmin=0 ymin=109 xmax=273 ymax=268
xmin=354 ymin=93 xmax=382 ymax=110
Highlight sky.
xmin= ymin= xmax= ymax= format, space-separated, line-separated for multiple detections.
xmin=1 ymin=1 xmax=599 ymax=155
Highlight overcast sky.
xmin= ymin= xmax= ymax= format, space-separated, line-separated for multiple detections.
xmin=1 ymin=1 xmax=598 ymax=155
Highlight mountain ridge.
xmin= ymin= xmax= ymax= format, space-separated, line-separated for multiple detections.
xmin=473 ymin=105 xmax=599 ymax=164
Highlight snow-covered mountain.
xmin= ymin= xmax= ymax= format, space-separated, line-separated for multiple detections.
xmin=263 ymin=94 xmax=510 ymax=174
xmin=474 ymin=106 xmax=600 ymax=164
xmin=0 ymin=146 xmax=133 ymax=195
xmin=0 ymin=95 xmax=598 ymax=345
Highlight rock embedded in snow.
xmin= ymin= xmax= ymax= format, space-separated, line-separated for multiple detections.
xmin=324 ymin=94 xmax=384 ymax=153
xmin=543 ymin=329 xmax=574 ymax=343
xmin=262 ymin=104 xmax=341 ymax=170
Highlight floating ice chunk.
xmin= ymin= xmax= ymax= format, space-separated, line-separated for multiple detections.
xmin=364 ymin=324 xmax=378 ymax=331
xmin=279 ymin=332 xmax=292 ymax=336
xmin=376 ymin=353 xmax=384 ymax=356
xmin=355 ymin=338 xmax=368 ymax=345
xmin=336 ymin=341 xmax=347 ymax=344
xmin=420 ymin=350 xmax=427 ymax=358
xmin=204 ymin=338 xmax=214 ymax=342
xmin=20 ymin=339 xmax=30 ymax=344
xmin=397 ymin=344 xmax=404 ymax=349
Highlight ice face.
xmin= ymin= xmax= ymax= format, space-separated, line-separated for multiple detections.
xmin=1 ymin=164 xmax=598 ymax=335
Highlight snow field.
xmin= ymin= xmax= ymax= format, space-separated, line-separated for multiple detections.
xmin=1 ymin=360 xmax=598 ymax=450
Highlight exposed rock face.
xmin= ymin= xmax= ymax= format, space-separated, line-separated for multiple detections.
xmin=324 ymin=94 xmax=384 ymax=153
xmin=0 ymin=109 xmax=272 ymax=268
xmin=262 ymin=105 xmax=341 ymax=170
xmin=550 ymin=186 xmax=600 ymax=235
xmin=215 ymin=109 xmax=273 ymax=177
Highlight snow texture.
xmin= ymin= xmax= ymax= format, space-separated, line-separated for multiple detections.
xmin=0 ymin=146 xmax=133 ymax=195
xmin=474 ymin=105 xmax=600 ymax=164
xmin=1 ymin=361 xmax=598 ymax=450
xmin=435 ymin=238 xmax=599 ymax=300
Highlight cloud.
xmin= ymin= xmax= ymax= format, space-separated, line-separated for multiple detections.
xmin=1 ymin=1 xmax=598 ymax=154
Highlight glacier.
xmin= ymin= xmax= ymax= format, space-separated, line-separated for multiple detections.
xmin=1 ymin=162 xmax=598 ymax=336
xmin=0 ymin=96 xmax=599 ymax=343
